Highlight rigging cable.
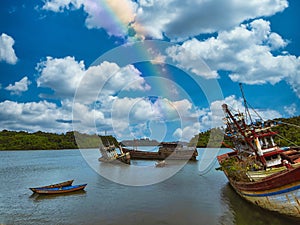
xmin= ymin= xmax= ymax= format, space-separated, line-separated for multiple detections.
xmin=275 ymin=133 xmax=300 ymax=148
xmin=279 ymin=121 xmax=300 ymax=129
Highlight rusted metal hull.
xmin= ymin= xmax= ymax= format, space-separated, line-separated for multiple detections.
xmin=122 ymin=147 xmax=198 ymax=161
xmin=218 ymin=152 xmax=300 ymax=217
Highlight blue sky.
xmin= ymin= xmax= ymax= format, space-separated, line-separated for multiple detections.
xmin=0 ymin=0 xmax=300 ymax=142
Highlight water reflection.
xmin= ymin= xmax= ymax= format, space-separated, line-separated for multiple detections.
xmin=219 ymin=184 xmax=300 ymax=225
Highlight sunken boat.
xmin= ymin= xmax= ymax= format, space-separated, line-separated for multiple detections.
xmin=98 ymin=144 xmax=131 ymax=164
xmin=98 ymin=135 xmax=130 ymax=164
xmin=122 ymin=142 xmax=198 ymax=161
xmin=217 ymin=84 xmax=300 ymax=218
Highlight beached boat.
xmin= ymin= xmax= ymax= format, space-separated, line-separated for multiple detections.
xmin=122 ymin=142 xmax=198 ymax=161
xmin=30 ymin=184 xmax=87 ymax=194
xmin=98 ymin=144 xmax=130 ymax=164
xmin=217 ymin=84 xmax=300 ymax=217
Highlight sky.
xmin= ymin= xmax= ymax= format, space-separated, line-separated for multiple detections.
xmin=0 ymin=0 xmax=300 ymax=143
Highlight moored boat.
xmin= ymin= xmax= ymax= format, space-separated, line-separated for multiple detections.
xmin=217 ymin=84 xmax=300 ymax=218
xmin=30 ymin=184 xmax=87 ymax=194
xmin=122 ymin=142 xmax=198 ymax=161
xmin=29 ymin=180 xmax=74 ymax=191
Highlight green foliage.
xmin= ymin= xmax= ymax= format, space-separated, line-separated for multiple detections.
xmin=0 ymin=130 xmax=119 ymax=150
xmin=219 ymin=157 xmax=251 ymax=182
xmin=272 ymin=116 xmax=300 ymax=147
xmin=189 ymin=128 xmax=232 ymax=148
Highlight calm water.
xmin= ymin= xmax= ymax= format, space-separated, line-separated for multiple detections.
xmin=0 ymin=149 xmax=299 ymax=225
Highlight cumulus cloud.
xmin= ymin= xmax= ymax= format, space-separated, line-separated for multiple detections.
xmin=41 ymin=0 xmax=137 ymax=37
xmin=35 ymin=56 xmax=157 ymax=138
xmin=133 ymin=0 xmax=288 ymax=40
xmin=5 ymin=76 xmax=31 ymax=95
xmin=109 ymin=97 xmax=202 ymax=141
xmin=36 ymin=56 xmax=86 ymax=99
xmin=40 ymin=0 xmax=288 ymax=40
xmin=0 ymin=33 xmax=18 ymax=64
xmin=41 ymin=0 xmax=84 ymax=12
xmin=167 ymin=19 xmax=300 ymax=97
xmin=0 ymin=100 xmax=72 ymax=132
xmin=36 ymin=56 xmax=150 ymax=102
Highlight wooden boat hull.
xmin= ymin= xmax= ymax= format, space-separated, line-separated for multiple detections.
xmin=30 ymin=184 xmax=87 ymax=194
xmin=234 ymin=182 xmax=300 ymax=217
xmin=218 ymin=152 xmax=300 ymax=217
xmin=31 ymin=180 xmax=74 ymax=189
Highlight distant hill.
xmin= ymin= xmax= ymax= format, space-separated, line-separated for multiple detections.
xmin=0 ymin=130 xmax=118 ymax=150
xmin=190 ymin=115 xmax=300 ymax=148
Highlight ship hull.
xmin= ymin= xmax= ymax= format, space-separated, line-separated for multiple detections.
xmin=233 ymin=183 xmax=300 ymax=217
xmin=218 ymin=152 xmax=300 ymax=217
xmin=122 ymin=147 xmax=198 ymax=161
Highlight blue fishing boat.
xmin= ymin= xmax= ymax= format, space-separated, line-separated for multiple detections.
xmin=30 ymin=184 xmax=87 ymax=194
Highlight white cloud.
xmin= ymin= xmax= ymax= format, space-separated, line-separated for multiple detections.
xmin=41 ymin=0 xmax=84 ymax=12
xmin=36 ymin=57 xmax=150 ymax=102
xmin=5 ymin=76 xmax=31 ymax=95
xmin=0 ymin=100 xmax=73 ymax=133
xmin=284 ymin=103 xmax=297 ymax=117
xmin=35 ymin=55 xmax=159 ymax=138
xmin=40 ymin=0 xmax=288 ymax=40
xmin=133 ymin=0 xmax=288 ymax=40
xmin=0 ymin=33 xmax=18 ymax=64
xmin=41 ymin=0 xmax=137 ymax=37
xmin=167 ymin=19 xmax=300 ymax=97
xmin=173 ymin=123 xmax=201 ymax=142
xmin=36 ymin=56 xmax=86 ymax=99
xmin=84 ymin=0 xmax=137 ymax=37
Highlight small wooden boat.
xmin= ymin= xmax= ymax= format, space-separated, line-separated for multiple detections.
xmin=30 ymin=184 xmax=87 ymax=194
xmin=30 ymin=180 xmax=74 ymax=189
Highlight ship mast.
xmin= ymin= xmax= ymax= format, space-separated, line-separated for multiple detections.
xmin=239 ymin=83 xmax=252 ymax=124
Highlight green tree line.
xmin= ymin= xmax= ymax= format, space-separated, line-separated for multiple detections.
xmin=0 ymin=130 xmax=118 ymax=150
xmin=1 ymin=115 xmax=299 ymax=150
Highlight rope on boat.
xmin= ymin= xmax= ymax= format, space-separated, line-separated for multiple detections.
xmin=275 ymin=133 xmax=300 ymax=148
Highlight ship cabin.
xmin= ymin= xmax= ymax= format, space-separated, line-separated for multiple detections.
xmin=222 ymin=105 xmax=284 ymax=169
xmin=249 ymin=123 xmax=283 ymax=168
xmin=99 ymin=145 xmax=118 ymax=160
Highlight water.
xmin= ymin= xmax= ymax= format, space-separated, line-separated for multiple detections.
xmin=0 ymin=149 xmax=299 ymax=225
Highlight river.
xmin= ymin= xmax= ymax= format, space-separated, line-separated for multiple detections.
xmin=0 ymin=148 xmax=299 ymax=225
